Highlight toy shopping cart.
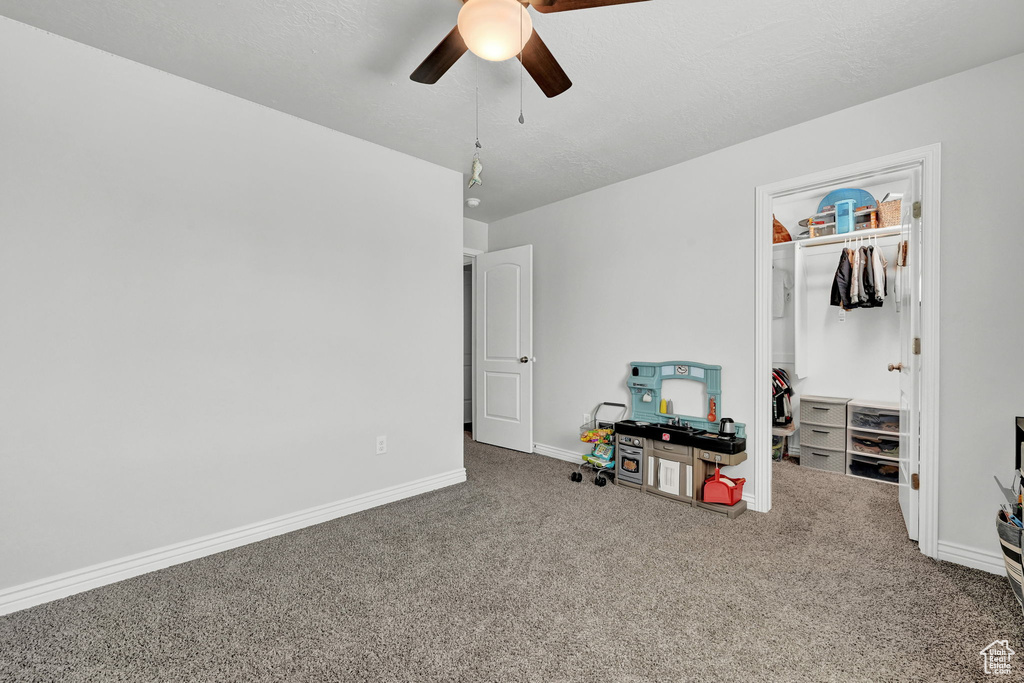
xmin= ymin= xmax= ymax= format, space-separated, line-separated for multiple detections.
xmin=571 ymin=402 xmax=627 ymax=487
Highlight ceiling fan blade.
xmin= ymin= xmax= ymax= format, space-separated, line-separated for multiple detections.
xmin=517 ymin=29 xmax=572 ymax=98
xmin=410 ymin=25 xmax=468 ymax=84
xmin=530 ymin=0 xmax=650 ymax=13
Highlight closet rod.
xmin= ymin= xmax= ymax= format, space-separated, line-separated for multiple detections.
xmin=795 ymin=226 xmax=902 ymax=249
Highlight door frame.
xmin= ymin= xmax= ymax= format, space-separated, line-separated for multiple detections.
xmin=463 ymin=248 xmax=482 ymax=442
xmin=753 ymin=144 xmax=941 ymax=560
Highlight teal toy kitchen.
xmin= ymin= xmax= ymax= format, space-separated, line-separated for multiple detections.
xmin=611 ymin=361 xmax=748 ymax=518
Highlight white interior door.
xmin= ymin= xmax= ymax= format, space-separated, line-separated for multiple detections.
xmin=474 ymin=245 xmax=533 ymax=453
xmin=898 ymin=168 xmax=922 ymax=540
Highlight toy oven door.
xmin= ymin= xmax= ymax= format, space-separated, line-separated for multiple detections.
xmin=618 ymin=446 xmax=643 ymax=484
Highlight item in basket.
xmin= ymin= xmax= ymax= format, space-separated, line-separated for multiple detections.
xmin=851 ymin=413 xmax=899 ymax=432
xmin=852 ymin=439 xmax=880 ymax=454
xmin=580 ymin=428 xmax=613 ymax=443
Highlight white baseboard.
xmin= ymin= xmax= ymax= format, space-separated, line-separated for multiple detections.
xmin=533 ymin=443 xmax=586 ymax=464
xmin=937 ymin=540 xmax=1006 ymax=576
xmin=0 ymin=468 xmax=467 ymax=616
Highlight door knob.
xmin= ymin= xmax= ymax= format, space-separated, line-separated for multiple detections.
xmin=888 ymin=362 xmax=904 ymax=372
xmin=520 ymin=356 xmax=529 ymax=364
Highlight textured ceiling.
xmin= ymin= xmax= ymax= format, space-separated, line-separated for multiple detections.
xmin=2 ymin=0 xmax=1023 ymax=222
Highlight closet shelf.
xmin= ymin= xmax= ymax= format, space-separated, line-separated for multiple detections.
xmin=848 ymin=472 xmax=899 ymax=486
xmin=773 ymin=225 xmax=902 ymax=250
xmin=848 ymin=425 xmax=901 ymax=437
xmin=846 ymin=450 xmax=903 ymax=463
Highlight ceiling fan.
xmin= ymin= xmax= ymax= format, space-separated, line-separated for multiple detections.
xmin=410 ymin=0 xmax=650 ymax=98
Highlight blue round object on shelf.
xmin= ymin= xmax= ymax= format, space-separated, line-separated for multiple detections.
xmin=817 ymin=188 xmax=877 ymax=213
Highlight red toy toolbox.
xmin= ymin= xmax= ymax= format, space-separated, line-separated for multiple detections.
xmin=703 ymin=467 xmax=745 ymax=506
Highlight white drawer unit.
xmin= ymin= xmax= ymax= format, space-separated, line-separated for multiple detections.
xmin=846 ymin=399 xmax=900 ymax=484
xmin=798 ymin=395 xmax=850 ymax=474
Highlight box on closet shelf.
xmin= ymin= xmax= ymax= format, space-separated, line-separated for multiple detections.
xmin=878 ymin=194 xmax=903 ymax=228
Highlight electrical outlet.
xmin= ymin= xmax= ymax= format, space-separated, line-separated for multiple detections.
xmin=583 ymin=413 xmax=592 ymax=425
xmin=376 ymin=435 xmax=387 ymax=455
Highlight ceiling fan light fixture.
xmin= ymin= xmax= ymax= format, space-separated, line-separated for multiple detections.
xmin=458 ymin=0 xmax=533 ymax=62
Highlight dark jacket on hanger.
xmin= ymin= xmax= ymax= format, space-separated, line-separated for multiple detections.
xmin=829 ymin=248 xmax=854 ymax=310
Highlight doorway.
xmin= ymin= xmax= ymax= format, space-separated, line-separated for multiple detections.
xmin=464 ymin=262 xmax=473 ymax=436
xmin=463 ymin=250 xmax=483 ymax=440
xmin=754 ymin=145 xmax=941 ymax=560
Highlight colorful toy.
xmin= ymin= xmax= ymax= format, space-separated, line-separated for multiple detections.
xmin=703 ymin=467 xmax=745 ymax=506
xmin=571 ymin=402 xmax=626 ymax=487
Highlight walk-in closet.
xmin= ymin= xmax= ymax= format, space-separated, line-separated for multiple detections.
xmin=768 ymin=160 xmax=925 ymax=532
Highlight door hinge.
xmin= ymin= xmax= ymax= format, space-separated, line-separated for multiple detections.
xmin=913 ymin=337 xmax=921 ymax=355
xmin=911 ymin=473 xmax=920 ymax=490
xmin=913 ymin=201 xmax=922 ymax=219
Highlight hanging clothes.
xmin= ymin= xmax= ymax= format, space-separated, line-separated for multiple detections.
xmin=858 ymin=246 xmax=874 ymax=306
xmin=830 ymin=242 xmax=893 ymax=311
xmin=894 ymin=240 xmax=907 ymax=305
xmin=850 ymin=247 xmax=862 ymax=305
xmin=829 ymin=248 xmax=854 ymax=310
xmin=860 ymin=246 xmax=876 ymax=307
xmin=771 ymin=367 xmax=794 ymax=425
xmin=872 ymin=245 xmax=888 ymax=305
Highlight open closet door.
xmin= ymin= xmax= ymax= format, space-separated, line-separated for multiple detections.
xmin=474 ymin=245 xmax=534 ymax=453
xmin=898 ymin=168 xmax=922 ymax=541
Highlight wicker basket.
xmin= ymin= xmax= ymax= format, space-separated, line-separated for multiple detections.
xmin=879 ymin=199 xmax=902 ymax=228
xmin=996 ymin=513 xmax=1024 ymax=616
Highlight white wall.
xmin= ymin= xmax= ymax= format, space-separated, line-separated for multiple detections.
xmin=463 ymin=218 xmax=488 ymax=253
xmin=0 ymin=19 xmax=464 ymax=591
xmin=490 ymin=53 xmax=1024 ymax=562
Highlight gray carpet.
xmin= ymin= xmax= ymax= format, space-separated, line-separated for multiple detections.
xmin=1 ymin=436 xmax=1020 ymax=682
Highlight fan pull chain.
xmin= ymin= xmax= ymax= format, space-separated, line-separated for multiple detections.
xmin=468 ymin=83 xmax=483 ymax=189
xmin=518 ymin=3 xmax=525 ymax=124
xmin=475 ymin=85 xmax=481 ymax=150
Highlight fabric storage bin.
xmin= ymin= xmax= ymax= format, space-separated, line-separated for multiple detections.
xmin=801 ymin=447 xmax=846 ymax=474
xmin=799 ymin=396 xmax=849 ymax=428
xmin=996 ymin=514 xmax=1024 ymax=616
xmin=801 ymin=424 xmax=845 ymax=451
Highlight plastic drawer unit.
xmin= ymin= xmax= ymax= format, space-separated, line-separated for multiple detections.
xmin=799 ymin=395 xmax=850 ymax=474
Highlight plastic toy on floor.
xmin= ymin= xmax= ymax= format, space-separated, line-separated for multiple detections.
xmin=703 ymin=467 xmax=745 ymax=506
xmin=571 ymin=402 xmax=626 ymax=487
